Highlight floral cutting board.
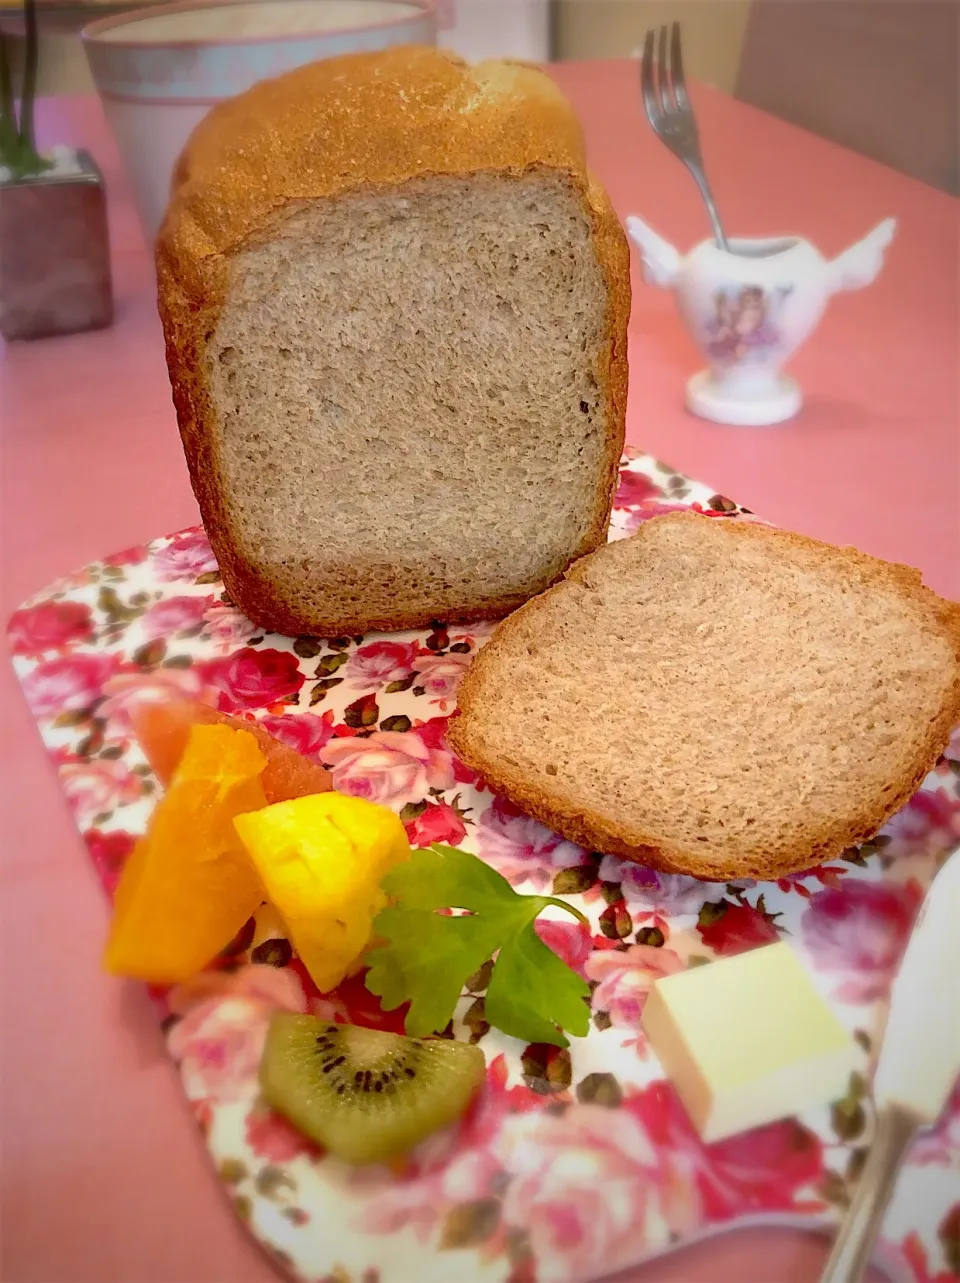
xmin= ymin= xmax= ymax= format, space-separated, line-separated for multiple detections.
xmin=8 ymin=451 xmax=960 ymax=1283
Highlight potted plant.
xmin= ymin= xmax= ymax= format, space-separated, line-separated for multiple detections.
xmin=0 ymin=0 xmax=113 ymax=340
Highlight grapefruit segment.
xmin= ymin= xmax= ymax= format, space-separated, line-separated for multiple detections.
xmin=132 ymin=697 xmax=332 ymax=802
xmin=104 ymin=723 xmax=269 ymax=983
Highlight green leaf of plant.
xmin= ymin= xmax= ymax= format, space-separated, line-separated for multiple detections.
xmin=486 ymin=923 xmax=590 ymax=1048
xmin=365 ymin=907 xmax=501 ymax=1037
xmin=366 ymin=844 xmax=588 ymax=1046
xmin=379 ymin=843 xmax=509 ymax=909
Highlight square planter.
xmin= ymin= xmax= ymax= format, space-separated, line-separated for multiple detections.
xmin=0 ymin=148 xmax=113 ymax=341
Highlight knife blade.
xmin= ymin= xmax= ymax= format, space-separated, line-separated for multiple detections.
xmin=819 ymin=847 xmax=960 ymax=1283
xmin=872 ymin=845 xmax=960 ymax=1120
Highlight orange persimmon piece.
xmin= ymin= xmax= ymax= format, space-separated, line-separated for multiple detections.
xmin=131 ymin=696 xmax=331 ymax=802
xmin=104 ymin=722 xmax=269 ymax=984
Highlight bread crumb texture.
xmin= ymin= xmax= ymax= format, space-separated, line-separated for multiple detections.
xmin=156 ymin=47 xmax=630 ymax=636
xmin=449 ymin=513 xmax=960 ymax=880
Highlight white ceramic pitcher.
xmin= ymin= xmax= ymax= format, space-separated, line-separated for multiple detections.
xmin=626 ymin=216 xmax=897 ymax=426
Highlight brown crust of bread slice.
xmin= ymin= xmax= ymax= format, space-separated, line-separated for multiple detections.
xmin=448 ymin=513 xmax=960 ymax=881
xmin=156 ymin=47 xmax=630 ymax=636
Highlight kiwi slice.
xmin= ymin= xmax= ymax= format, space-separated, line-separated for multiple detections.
xmin=259 ymin=1013 xmax=487 ymax=1165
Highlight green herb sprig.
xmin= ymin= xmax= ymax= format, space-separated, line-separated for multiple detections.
xmin=365 ymin=844 xmax=592 ymax=1048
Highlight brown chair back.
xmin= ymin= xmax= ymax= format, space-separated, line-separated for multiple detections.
xmin=736 ymin=0 xmax=959 ymax=194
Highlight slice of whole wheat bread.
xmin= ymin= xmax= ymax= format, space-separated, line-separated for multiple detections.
xmin=447 ymin=512 xmax=960 ymax=880
xmin=156 ymin=48 xmax=630 ymax=637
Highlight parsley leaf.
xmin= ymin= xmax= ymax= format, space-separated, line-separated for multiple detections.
xmin=364 ymin=844 xmax=591 ymax=1048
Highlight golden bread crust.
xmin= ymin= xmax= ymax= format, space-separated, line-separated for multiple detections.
xmin=156 ymin=47 xmax=630 ymax=635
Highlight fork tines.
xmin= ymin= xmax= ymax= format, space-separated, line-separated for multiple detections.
xmin=641 ymin=20 xmax=692 ymax=132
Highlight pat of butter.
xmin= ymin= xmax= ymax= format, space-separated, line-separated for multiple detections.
xmin=641 ymin=941 xmax=858 ymax=1142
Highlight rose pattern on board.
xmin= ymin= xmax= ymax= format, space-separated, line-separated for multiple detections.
xmin=881 ymin=789 xmax=960 ymax=860
xmin=8 ymin=453 xmax=957 ymax=1283
xmin=415 ymin=715 xmax=477 ymax=784
xmin=902 ymin=1224 xmax=960 ymax=1283
xmin=585 ymin=944 xmax=685 ymax=1029
xmin=21 ymin=652 xmax=120 ymax=719
xmin=168 ymin=997 xmax=275 ymax=1104
xmin=410 ymin=651 xmax=473 ymax=701
xmin=475 ymin=795 xmax=592 ymax=891
xmin=356 ymin=1067 xmax=827 ymax=1273
xmin=360 ymin=1128 xmax=502 ymax=1243
xmin=198 ymin=648 xmax=305 ymax=712
xmin=343 ymin=639 xmax=420 ymax=688
xmin=202 ymin=604 xmax=259 ymax=651
xmin=697 ymin=898 xmax=782 ymax=956
xmin=102 ymin=544 xmax=147 ymax=567
xmin=315 ymin=968 xmax=411 ymax=1036
xmin=700 ymin=1115 xmax=826 ymax=1221
xmin=801 ymin=877 xmax=924 ymax=1002
xmin=84 ymin=828 xmax=136 ymax=897
xmin=534 ymin=917 xmax=595 ymax=977
xmin=167 ymin=966 xmax=308 ymax=1104
xmin=488 ymin=1104 xmax=663 ymax=1282
xmin=356 ymin=1055 xmax=548 ymax=1240
xmin=98 ymin=667 xmax=214 ymax=731
xmin=258 ymin=711 xmax=334 ymax=760
xmin=615 ymin=468 xmax=661 ymax=508
xmin=245 ymin=1103 xmax=322 ymax=1163
xmin=324 ymin=726 xmax=459 ymax=808
xmin=140 ymin=595 xmax=214 ymax=641
xmin=629 ymin=1080 xmax=825 ymax=1224
xmin=600 ymin=856 xmax=728 ymax=920
xmin=102 ymin=541 xmax=146 ymax=567
xmin=403 ymin=799 xmax=467 ymax=848
xmin=910 ymin=1080 xmax=960 ymax=1168
xmin=151 ymin=529 xmax=218 ymax=582
xmin=166 ymin=962 xmax=308 ymax=1020
xmin=60 ymin=757 xmax=143 ymax=827
xmin=8 ymin=601 xmax=94 ymax=654
xmin=619 ymin=501 xmax=698 ymax=536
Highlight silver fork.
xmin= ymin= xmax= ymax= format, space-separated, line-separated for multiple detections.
xmin=640 ymin=22 xmax=729 ymax=251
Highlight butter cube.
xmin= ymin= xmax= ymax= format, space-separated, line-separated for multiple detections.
xmin=640 ymin=941 xmax=858 ymax=1142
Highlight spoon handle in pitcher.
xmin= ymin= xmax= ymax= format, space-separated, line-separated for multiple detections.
xmin=686 ymin=164 xmax=729 ymax=252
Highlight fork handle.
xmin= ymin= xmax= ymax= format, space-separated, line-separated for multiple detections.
xmin=819 ymin=1105 xmax=921 ymax=1283
xmin=687 ymin=165 xmax=729 ymax=253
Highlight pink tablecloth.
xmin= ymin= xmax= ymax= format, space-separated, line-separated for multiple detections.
xmin=1 ymin=61 xmax=958 ymax=1283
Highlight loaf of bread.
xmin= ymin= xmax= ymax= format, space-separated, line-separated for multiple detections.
xmin=156 ymin=46 xmax=630 ymax=637
xmin=448 ymin=512 xmax=960 ymax=881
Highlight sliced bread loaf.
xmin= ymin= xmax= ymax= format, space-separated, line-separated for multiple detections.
xmin=448 ymin=512 xmax=960 ymax=880
xmin=157 ymin=47 xmax=630 ymax=637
